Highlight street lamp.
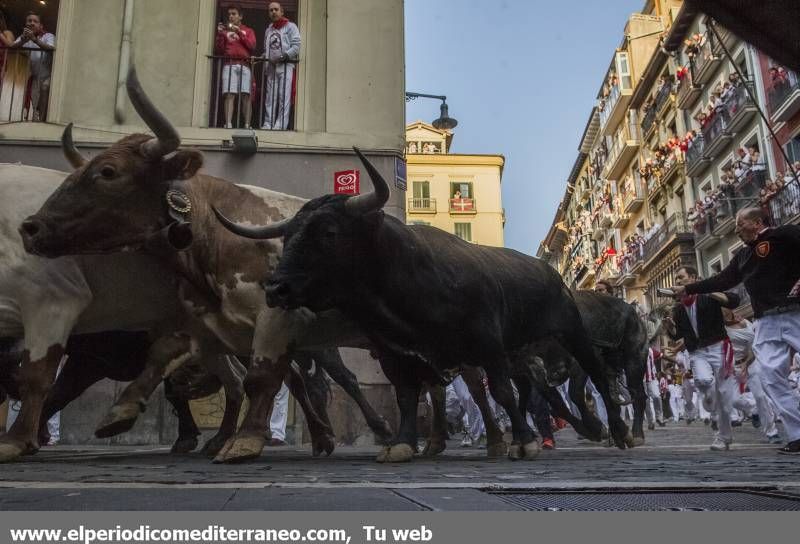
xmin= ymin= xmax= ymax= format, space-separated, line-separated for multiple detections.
xmin=405 ymin=92 xmax=458 ymax=130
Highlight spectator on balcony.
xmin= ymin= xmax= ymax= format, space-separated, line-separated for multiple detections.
xmin=261 ymin=2 xmax=301 ymax=130
xmin=728 ymin=72 xmax=741 ymax=87
xmin=215 ymin=6 xmax=257 ymax=129
xmin=11 ymin=12 xmax=54 ymax=122
xmin=0 ymin=9 xmax=15 ymax=88
xmin=769 ymin=66 xmax=789 ymax=88
xmin=749 ymin=146 xmax=766 ymax=172
xmin=453 ymin=189 xmax=462 ymax=199
xmin=408 ymin=142 xmax=418 ymax=154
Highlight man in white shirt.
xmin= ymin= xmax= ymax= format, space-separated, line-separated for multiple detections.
xmin=11 ymin=12 xmax=55 ymax=122
xmin=261 ymin=2 xmax=301 ymax=130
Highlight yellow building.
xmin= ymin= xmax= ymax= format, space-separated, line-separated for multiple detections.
xmin=405 ymin=122 xmax=505 ymax=247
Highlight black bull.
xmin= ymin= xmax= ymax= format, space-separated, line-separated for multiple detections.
xmin=214 ymin=148 xmax=635 ymax=458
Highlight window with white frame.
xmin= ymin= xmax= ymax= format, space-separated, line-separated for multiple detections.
xmin=454 ymin=223 xmax=472 ymax=242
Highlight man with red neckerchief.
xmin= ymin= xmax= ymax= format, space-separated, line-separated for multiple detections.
xmin=261 ymin=2 xmax=301 ymax=130
xmin=663 ymin=265 xmax=740 ymax=451
xmin=673 ymin=207 xmax=800 ymax=454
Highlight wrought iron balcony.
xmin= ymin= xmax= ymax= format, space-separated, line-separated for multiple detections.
xmin=676 ymin=70 xmax=702 ymax=110
xmin=726 ymin=82 xmax=758 ymax=134
xmin=768 ymin=70 xmax=800 ymax=123
xmin=693 ymin=36 xmax=720 ymax=85
xmin=408 ymin=197 xmax=437 ymax=214
xmin=685 ymin=136 xmax=711 ymax=177
xmin=642 ymin=213 xmax=693 ymax=266
xmin=701 ymin=108 xmax=732 ymax=158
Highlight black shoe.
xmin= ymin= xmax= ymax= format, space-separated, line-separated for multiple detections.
xmin=686 ymin=418 xmax=694 ymax=425
xmin=648 ymin=423 xmax=655 ymax=431
xmin=657 ymin=420 xmax=666 ymax=427
xmin=711 ymin=420 xmax=719 ymax=431
xmin=704 ymin=418 xmax=710 ymax=426
xmin=777 ymin=439 xmax=800 ymax=455
xmin=731 ymin=420 xmax=743 ymax=427
xmin=751 ymin=414 xmax=761 ymax=428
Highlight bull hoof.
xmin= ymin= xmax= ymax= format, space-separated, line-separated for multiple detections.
xmin=375 ymin=443 xmax=414 ymax=463
xmin=312 ymin=433 xmax=336 ymax=457
xmin=201 ymin=433 xmax=229 ymax=457
xmin=508 ymin=442 xmax=522 ymax=460
xmin=212 ymin=432 xmax=265 ymax=464
xmin=523 ymin=441 xmax=541 ymax=460
xmin=95 ymin=403 xmax=141 ymax=438
xmin=0 ymin=435 xmax=35 ymax=463
xmin=421 ymin=439 xmax=446 ymax=457
xmin=486 ymin=441 xmax=509 ymax=458
xmin=171 ymin=435 xmax=199 ymax=454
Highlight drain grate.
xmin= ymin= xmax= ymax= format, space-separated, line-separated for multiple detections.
xmin=489 ymin=488 xmax=800 ymax=511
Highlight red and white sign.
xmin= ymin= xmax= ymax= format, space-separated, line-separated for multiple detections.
xmin=334 ymin=169 xmax=360 ymax=195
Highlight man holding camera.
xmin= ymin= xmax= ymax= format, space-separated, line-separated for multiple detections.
xmin=215 ymin=5 xmax=256 ymax=129
xmin=672 ymin=208 xmax=800 ymax=454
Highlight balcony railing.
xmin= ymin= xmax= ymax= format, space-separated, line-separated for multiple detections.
xmin=621 ymin=173 xmax=645 ymax=213
xmin=604 ymin=120 xmax=640 ymax=181
xmin=725 ymin=81 xmax=758 ymax=133
xmin=407 ymin=197 xmax=437 ymax=213
xmin=654 ymin=81 xmax=673 ymax=118
xmin=642 ymin=213 xmax=692 ymax=264
xmin=701 ymin=108 xmax=732 ymax=157
xmin=0 ymin=47 xmax=55 ymax=123
xmin=767 ymin=179 xmax=800 ymax=227
xmin=693 ymin=35 xmax=720 ymax=85
xmin=449 ymin=197 xmax=476 ymax=214
xmin=208 ymin=55 xmax=299 ymax=130
xmin=641 ymin=106 xmax=657 ymax=139
xmin=768 ymin=70 xmax=800 ymax=123
xmin=617 ymin=244 xmax=645 ymax=285
xmin=597 ymin=256 xmax=621 ymax=281
xmin=685 ymin=135 xmax=710 ymax=177
xmin=599 ymin=84 xmax=620 ymax=128
xmin=676 ymin=70 xmax=702 ymax=110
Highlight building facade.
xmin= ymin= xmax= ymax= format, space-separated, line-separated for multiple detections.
xmin=405 ymin=122 xmax=505 ymax=247
xmin=541 ymin=0 xmax=800 ymax=324
xmin=0 ymin=0 xmax=406 ymax=446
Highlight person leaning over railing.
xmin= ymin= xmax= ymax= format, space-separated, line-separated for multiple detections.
xmin=0 ymin=8 xmax=14 ymax=89
xmin=672 ymin=207 xmax=800 ymax=454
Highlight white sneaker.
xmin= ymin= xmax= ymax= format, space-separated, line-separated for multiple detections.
xmin=224 ymin=123 xmax=233 ymax=129
xmin=710 ymin=437 xmax=731 ymax=451
xmin=460 ymin=434 xmax=473 ymax=448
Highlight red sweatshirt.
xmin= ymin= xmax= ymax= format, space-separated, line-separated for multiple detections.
xmin=215 ymin=24 xmax=256 ymax=63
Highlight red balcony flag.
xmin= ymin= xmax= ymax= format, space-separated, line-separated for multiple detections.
xmin=334 ymin=169 xmax=360 ymax=195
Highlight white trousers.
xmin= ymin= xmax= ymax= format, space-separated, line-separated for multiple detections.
xmin=690 ymin=341 xmax=737 ymax=442
xmin=445 ymin=376 xmax=485 ymax=440
xmin=753 ymin=311 xmax=800 ymax=442
xmin=269 ymin=382 xmax=289 ymax=441
xmin=732 ymin=362 xmax=779 ymax=438
xmin=262 ymin=63 xmax=294 ymax=130
xmin=668 ymin=384 xmax=684 ymax=421
xmin=587 ymin=380 xmax=608 ymax=427
xmin=645 ymin=379 xmax=663 ymax=424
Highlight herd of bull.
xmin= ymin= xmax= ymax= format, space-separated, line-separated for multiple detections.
xmin=0 ymin=67 xmax=665 ymax=465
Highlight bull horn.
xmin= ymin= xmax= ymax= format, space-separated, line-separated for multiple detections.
xmin=345 ymin=147 xmax=390 ymax=216
xmin=61 ymin=123 xmax=88 ymax=168
xmin=211 ymin=206 xmax=288 ymax=240
xmin=126 ymin=65 xmax=181 ymax=160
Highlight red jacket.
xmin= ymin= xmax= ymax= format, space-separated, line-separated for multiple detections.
xmin=215 ymin=24 xmax=256 ymax=63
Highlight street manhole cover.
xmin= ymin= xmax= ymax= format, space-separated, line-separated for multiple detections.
xmin=488 ymin=488 xmax=800 ymax=511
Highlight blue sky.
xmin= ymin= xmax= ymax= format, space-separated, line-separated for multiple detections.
xmin=405 ymin=0 xmax=643 ymax=254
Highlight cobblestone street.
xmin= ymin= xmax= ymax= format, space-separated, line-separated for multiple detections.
xmin=1 ymin=420 xmax=798 ymax=510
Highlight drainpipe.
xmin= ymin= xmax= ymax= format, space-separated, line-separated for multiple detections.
xmin=115 ymin=0 xmax=135 ymax=124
